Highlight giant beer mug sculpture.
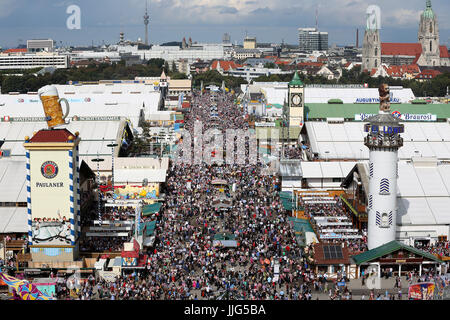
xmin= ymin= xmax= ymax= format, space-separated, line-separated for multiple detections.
xmin=38 ymin=85 xmax=70 ymax=128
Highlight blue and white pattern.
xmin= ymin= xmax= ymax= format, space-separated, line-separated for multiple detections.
xmin=379 ymin=178 xmax=390 ymax=195
xmin=375 ymin=211 xmax=392 ymax=228
xmin=76 ymin=145 xmax=81 ymax=238
xmin=68 ymin=150 xmax=75 ymax=246
xmin=369 ymin=162 xmax=373 ymax=178
xmin=26 ymin=151 xmax=32 ymax=245
xmin=368 ymin=194 xmax=373 ymax=209
xmin=31 ymin=247 xmax=73 ymax=257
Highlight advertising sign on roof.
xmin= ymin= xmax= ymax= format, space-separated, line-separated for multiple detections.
xmin=1 ymin=117 xmax=47 ymax=122
xmin=255 ymin=122 xmax=276 ymax=127
xmin=354 ymin=113 xmax=437 ymax=121
xmin=355 ymin=97 xmax=400 ymax=104
xmin=306 ymin=84 xmax=365 ymax=89
xmin=72 ymin=116 xmax=121 ymax=121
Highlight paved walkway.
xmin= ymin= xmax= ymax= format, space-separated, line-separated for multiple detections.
xmin=311 ymin=276 xmax=411 ymax=300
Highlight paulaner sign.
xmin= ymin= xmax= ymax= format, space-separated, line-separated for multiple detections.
xmin=36 ymin=182 xmax=64 ymax=188
xmin=355 ymin=113 xmax=437 ymax=121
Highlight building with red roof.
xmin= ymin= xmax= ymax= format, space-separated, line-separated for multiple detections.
xmin=28 ymin=128 xmax=78 ymax=143
xmin=381 ymin=43 xmax=449 ymax=67
xmin=211 ymin=60 xmax=242 ymax=73
xmin=2 ymin=48 xmax=27 ymax=54
xmin=364 ymin=1 xmax=449 ymax=69
xmin=385 ymin=64 xmax=421 ymax=80
xmin=415 ymin=69 xmax=442 ymax=82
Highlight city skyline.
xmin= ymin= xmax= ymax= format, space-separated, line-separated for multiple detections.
xmin=0 ymin=0 xmax=449 ymax=48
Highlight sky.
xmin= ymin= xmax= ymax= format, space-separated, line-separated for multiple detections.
xmin=0 ymin=0 xmax=449 ymax=48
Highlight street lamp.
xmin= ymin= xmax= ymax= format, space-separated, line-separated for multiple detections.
xmin=107 ymin=143 xmax=118 ymax=198
xmin=92 ymin=154 xmax=105 ymax=224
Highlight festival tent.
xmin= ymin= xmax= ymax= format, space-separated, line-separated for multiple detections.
xmin=279 ymin=191 xmax=295 ymax=211
xmin=288 ymin=217 xmax=318 ymax=246
xmin=138 ymin=220 xmax=157 ymax=237
xmin=142 ymin=203 xmax=162 ymax=216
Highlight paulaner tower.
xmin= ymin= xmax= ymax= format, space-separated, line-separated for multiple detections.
xmin=364 ymin=84 xmax=404 ymax=250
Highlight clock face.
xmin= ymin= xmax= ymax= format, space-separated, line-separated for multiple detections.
xmin=291 ymin=94 xmax=302 ymax=106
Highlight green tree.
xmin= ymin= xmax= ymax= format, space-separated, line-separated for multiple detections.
xmin=264 ymin=62 xmax=277 ymax=69
xmin=171 ymin=61 xmax=178 ymax=73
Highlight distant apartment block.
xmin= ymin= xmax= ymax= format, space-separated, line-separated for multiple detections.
xmin=27 ymin=39 xmax=54 ymax=53
xmin=243 ymin=36 xmax=257 ymax=49
xmin=298 ymin=28 xmax=328 ymax=52
xmin=0 ymin=52 xmax=69 ymax=69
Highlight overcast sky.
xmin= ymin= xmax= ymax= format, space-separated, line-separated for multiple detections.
xmin=0 ymin=0 xmax=449 ymax=48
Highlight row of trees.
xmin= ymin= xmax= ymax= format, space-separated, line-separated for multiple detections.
xmin=1 ymin=60 xmax=448 ymax=97
xmin=0 ymin=59 xmax=187 ymax=94
xmin=191 ymin=70 xmax=248 ymax=90
xmin=251 ymin=66 xmax=450 ymax=97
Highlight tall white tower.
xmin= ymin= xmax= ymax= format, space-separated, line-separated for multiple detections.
xmin=364 ymin=85 xmax=404 ymax=250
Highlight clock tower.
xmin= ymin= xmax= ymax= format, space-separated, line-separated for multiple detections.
xmin=288 ymin=71 xmax=304 ymax=128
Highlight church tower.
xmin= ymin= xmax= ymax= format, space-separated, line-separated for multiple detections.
xmin=417 ymin=0 xmax=441 ymax=67
xmin=362 ymin=6 xmax=381 ymax=73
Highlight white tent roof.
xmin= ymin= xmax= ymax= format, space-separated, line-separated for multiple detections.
xmin=0 ymin=119 xmax=127 ymax=159
xmin=241 ymin=84 xmax=415 ymax=104
xmin=0 ymin=160 xmax=27 ymax=202
xmin=398 ymin=197 xmax=437 ymax=225
xmin=301 ymin=162 xmax=323 ymax=178
xmin=306 ymin=122 xmax=450 ymax=160
xmin=0 ymin=85 xmax=162 ymax=129
xmin=305 ymin=87 xmax=415 ymax=104
xmin=0 ymin=207 xmax=27 ymax=233
xmin=389 ymin=161 xmax=450 ymax=226
xmin=301 ymin=161 xmax=357 ymax=179
xmin=114 ymin=169 xmax=167 ymax=184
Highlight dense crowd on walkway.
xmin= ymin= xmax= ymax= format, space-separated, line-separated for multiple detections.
xmin=50 ymin=90 xmax=320 ymax=300
xmin=415 ymin=241 xmax=450 ymax=258
xmin=6 ymin=89 xmax=448 ymax=301
xmin=300 ymin=196 xmax=367 ymax=252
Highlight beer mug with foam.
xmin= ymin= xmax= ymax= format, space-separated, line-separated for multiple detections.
xmin=38 ymin=85 xmax=70 ymax=128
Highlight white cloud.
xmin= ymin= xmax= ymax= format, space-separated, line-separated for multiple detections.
xmin=384 ymin=9 xmax=421 ymax=27
xmin=0 ymin=0 xmax=19 ymax=18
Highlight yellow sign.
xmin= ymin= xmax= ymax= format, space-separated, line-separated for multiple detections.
xmin=113 ymin=184 xmax=159 ymax=200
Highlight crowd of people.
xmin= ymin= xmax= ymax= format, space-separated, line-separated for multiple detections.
xmin=415 ymin=241 xmax=450 ymax=258
xmin=299 ymin=195 xmax=368 ymax=252
xmin=56 ymin=90 xmax=318 ymax=300
xmin=99 ymin=206 xmax=136 ymax=221
xmin=7 ymin=89 xmax=448 ymax=301
xmin=79 ymin=236 xmax=130 ymax=252
xmin=283 ymin=146 xmax=304 ymax=160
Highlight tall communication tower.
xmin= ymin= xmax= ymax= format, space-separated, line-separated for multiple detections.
xmin=144 ymin=1 xmax=150 ymax=45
